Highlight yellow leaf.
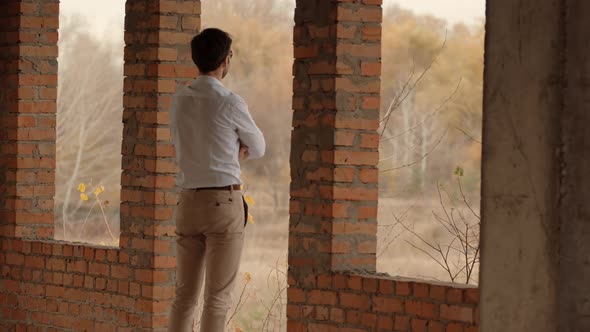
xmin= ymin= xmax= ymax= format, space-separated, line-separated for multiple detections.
xmin=244 ymin=195 xmax=255 ymax=206
xmin=245 ymin=272 xmax=251 ymax=282
xmin=77 ymin=183 xmax=86 ymax=193
xmin=232 ymin=322 xmax=244 ymax=332
xmin=104 ymin=200 xmax=110 ymax=206
xmin=80 ymin=193 xmax=89 ymax=201
xmin=247 ymin=214 xmax=255 ymax=224
xmin=94 ymin=185 xmax=105 ymax=196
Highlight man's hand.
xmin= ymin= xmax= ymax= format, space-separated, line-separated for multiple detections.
xmin=239 ymin=144 xmax=250 ymax=160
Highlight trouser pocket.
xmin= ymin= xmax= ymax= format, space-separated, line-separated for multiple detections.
xmin=242 ymin=195 xmax=249 ymax=227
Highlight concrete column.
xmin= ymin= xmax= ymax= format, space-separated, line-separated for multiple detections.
xmin=481 ymin=0 xmax=590 ymax=331
xmin=559 ymin=1 xmax=590 ymax=330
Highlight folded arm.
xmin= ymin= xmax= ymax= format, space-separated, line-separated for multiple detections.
xmin=232 ymin=100 xmax=266 ymax=160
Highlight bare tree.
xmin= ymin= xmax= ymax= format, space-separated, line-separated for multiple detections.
xmin=396 ymin=174 xmax=480 ymax=284
xmin=377 ymin=30 xmax=481 ymax=284
xmin=55 ymin=17 xmax=123 ymax=243
xmin=378 ymin=36 xmax=458 ymax=194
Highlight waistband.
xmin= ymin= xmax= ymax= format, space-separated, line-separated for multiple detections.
xmin=188 ymin=184 xmax=241 ymax=192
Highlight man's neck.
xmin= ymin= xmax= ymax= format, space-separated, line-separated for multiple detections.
xmin=201 ymin=71 xmax=223 ymax=82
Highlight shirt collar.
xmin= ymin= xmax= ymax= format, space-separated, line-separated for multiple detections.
xmin=192 ymin=75 xmax=225 ymax=88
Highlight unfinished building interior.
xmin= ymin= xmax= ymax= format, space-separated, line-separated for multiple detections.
xmin=1 ymin=0 xmax=588 ymax=331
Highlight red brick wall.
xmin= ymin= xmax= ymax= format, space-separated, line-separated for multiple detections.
xmin=0 ymin=0 xmax=200 ymax=330
xmin=287 ymin=1 xmax=480 ymax=331
xmin=288 ymin=273 xmax=479 ymax=331
xmin=1 ymin=239 xmax=137 ymax=331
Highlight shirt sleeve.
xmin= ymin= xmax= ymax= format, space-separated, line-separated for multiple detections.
xmin=230 ymin=97 xmax=266 ymax=160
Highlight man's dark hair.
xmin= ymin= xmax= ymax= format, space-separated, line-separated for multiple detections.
xmin=191 ymin=28 xmax=232 ymax=73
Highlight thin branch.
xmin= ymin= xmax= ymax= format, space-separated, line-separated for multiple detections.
xmin=404 ymin=240 xmax=449 ymax=273
xmin=454 ymin=126 xmax=482 ymax=144
xmin=380 ymin=31 xmax=448 ymax=137
xmin=378 ymin=221 xmax=406 ymax=258
xmin=380 ymin=61 xmax=416 ymax=126
xmin=466 ymin=244 xmax=480 ymax=283
xmin=96 ymin=196 xmax=116 ymax=242
xmin=458 ymin=177 xmax=481 ymax=220
xmin=378 ymin=207 xmax=415 ymax=257
xmin=399 ymin=221 xmax=441 ymax=254
xmin=262 ymin=285 xmax=288 ymax=331
xmin=437 ymin=242 xmax=456 ymax=282
xmin=381 ymin=78 xmax=462 ymax=143
xmin=226 ymin=278 xmax=250 ymax=327
xmin=431 ymin=211 xmax=459 ymax=238
xmin=381 ymin=128 xmax=448 ymax=172
xmin=77 ymin=200 xmax=98 ymax=240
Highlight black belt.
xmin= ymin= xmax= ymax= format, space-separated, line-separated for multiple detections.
xmin=192 ymin=184 xmax=241 ymax=191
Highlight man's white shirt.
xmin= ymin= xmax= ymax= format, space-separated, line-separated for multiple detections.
xmin=170 ymin=75 xmax=266 ymax=189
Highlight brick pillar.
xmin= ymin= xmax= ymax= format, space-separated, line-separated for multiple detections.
xmin=122 ymin=1 xmax=199 ymax=329
xmin=0 ymin=0 xmax=59 ymax=240
xmin=289 ymin=0 xmax=382 ymax=283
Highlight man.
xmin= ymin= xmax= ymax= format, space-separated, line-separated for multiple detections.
xmin=168 ymin=28 xmax=265 ymax=332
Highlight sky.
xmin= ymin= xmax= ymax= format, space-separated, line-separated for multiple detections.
xmin=60 ymin=0 xmax=486 ymax=40
xmin=60 ymin=0 xmax=125 ymax=40
xmin=388 ymin=0 xmax=485 ymax=25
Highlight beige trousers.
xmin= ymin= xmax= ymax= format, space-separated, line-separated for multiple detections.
xmin=168 ymin=189 xmax=245 ymax=332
